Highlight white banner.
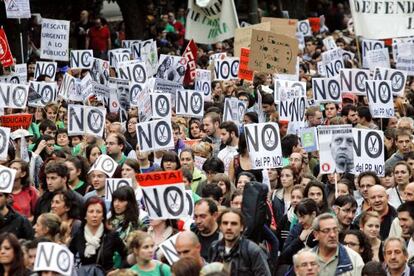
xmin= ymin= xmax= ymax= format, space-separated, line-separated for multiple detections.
xmin=4 ymin=0 xmax=31 ymax=18
xmin=40 ymin=19 xmax=70 ymax=61
xmin=353 ymin=128 xmax=385 ymax=176
xmin=185 ymin=0 xmax=239 ymax=44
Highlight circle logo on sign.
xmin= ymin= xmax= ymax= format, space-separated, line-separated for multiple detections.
xmin=102 ymin=159 xmax=115 ymax=174
xmin=57 ymin=250 xmax=71 ymax=272
xmin=0 ymin=171 xmax=11 ymax=190
xmin=390 ymin=72 xmax=404 ymax=92
xmin=379 ymin=83 xmax=391 ymax=103
xmin=156 ymin=95 xmax=169 ymax=117
xmin=191 ymin=94 xmax=202 ymax=113
xmin=321 ymin=163 xmax=331 ymax=172
xmin=299 ymin=22 xmax=309 ymax=34
xmin=0 ymin=128 xmax=6 ymax=153
xmin=155 ymin=121 xmax=171 ymax=146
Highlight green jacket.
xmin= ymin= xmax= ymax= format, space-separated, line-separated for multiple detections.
xmin=191 ymin=167 xmax=206 ymax=194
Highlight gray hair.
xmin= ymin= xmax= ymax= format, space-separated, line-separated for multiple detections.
xmin=312 ymin=212 xmax=338 ymax=232
xmin=293 ymin=248 xmax=318 ymax=267
xmin=397 ymin=117 xmax=414 ymax=129
xmin=383 ymin=236 xmax=408 ymax=257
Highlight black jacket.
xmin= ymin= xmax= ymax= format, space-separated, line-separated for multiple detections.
xmin=69 ymin=226 xmax=127 ymax=272
xmin=354 ymin=204 xmax=397 ymax=240
xmin=208 ymin=237 xmax=271 ymax=276
xmin=0 ymin=207 xmax=34 ymax=240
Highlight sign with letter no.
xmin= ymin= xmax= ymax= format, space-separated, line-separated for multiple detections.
xmin=195 ymin=69 xmax=211 ymax=102
xmin=34 ymin=242 xmax=74 ymax=276
xmin=176 ymin=90 xmax=204 ymax=118
xmin=365 ymin=80 xmax=394 ymax=118
xmin=244 ymin=122 xmax=283 ymax=169
xmin=214 ymin=57 xmax=240 ymax=80
xmin=136 ymin=119 xmax=174 ymax=153
xmin=88 ymin=154 xmax=118 ymax=177
xmin=105 ymin=178 xmax=132 ymax=201
xmin=67 ymin=105 xmax=106 ymax=138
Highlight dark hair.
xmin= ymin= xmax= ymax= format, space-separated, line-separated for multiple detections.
xmin=188 ymin=118 xmax=201 ymax=139
xmin=45 ymin=160 xmax=69 ymax=179
xmin=52 ymin=190 xmax=80 ymax=219
xmin=9 ymin=160 xmax=30 ymax=188
xmin=237 ymin=133 xmax=248 ymax=155
xmin=358 ymin=171 xmax=381 ymax=187
xmin=357 ymin=106 xmax=372 ymax=122
xmin=107 ymin=133 xmax=126 ymax=150
xmin=39 ymin=119 xmax=57 ymax=134
xmin=0 ymin=233 xmax=26 ymax=276
xmin=333 ymin=195 xmax=357 ymax=209
xmin=236 ymin=171 xmax=256 ymax=189
xmin=281 ymin=134 xmax=300 ymax=158
xmin=218 ymin=208 xmax=245 ymax=227
xmin=85 ymin=143 xmax=102 ymax=164
xmin=304 ymin=180 xmax=329 ymax=213
xmin=295 ymin=198 xmax=319 ymax=216
xmin=82 ymin=196 xmax=107 ymax=227
xmin=397 ymin=201 xmax=414 ymax=220
xmin=341 ymin=104 xmax=357 ymax=117
xmin=219 ymin=121 xmax=239 ymax=138
xmin=110 ymin=186 xmax=140 ymax=230
xmin=261 ymin=93 xmax=274 ymax=105
xmin=203 ymin=112 xmax=221 ymax=124
xmin=201 ymin=184 xmax=223 ymax=202
xmin=202 ymin=157 xmax=224 ymax=174
xmin=340 ymin=229 xmax=373 ymax=263
xmin=123 ymin=158 xmax=140 ymax=172
xmin=195 ymin=198 xmax=218 ymax=214
xmin=171 ymin=256 xmax=202 ymax=276
xmin=361 ymin=261 xmax=386 ymax=276
xmin=172 ymin=121 xmax=180 ymax=131
xmin=65 ymin=156 xmax=89 ymax=183
xmin=243 ymin=112 xmax=259 ymax=124
xmin=161 ymin=151 xmax=181 ymax=170
xmin=180 ymin=148 xmax=195 ymax=161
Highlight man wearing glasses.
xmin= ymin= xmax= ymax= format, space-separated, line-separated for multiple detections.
xmin=312 ymin=213 xmax=364 ymax=275
xmin=293 ymin=249 xmax=320 ymax=276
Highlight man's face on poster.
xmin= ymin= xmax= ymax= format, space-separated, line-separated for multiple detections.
xmin=330 ymin=132 xmax=354 ymax=172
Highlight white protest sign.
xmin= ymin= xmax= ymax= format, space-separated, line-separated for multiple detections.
xmin=323 ymin=36 xmax=337 ymax=50
xmin=90 ymin=58 xmax=110 ymax=86
xmin=321 ymin=48 xmax=343 ymax=63
xmin=209 ymin=52 xmax=227 ymax=64
xmin=176 ymin=90 xmax=204 ymax=118
xmin=278 ymin=97 xmax=306 ymax=122
xmin=136 ymin=83 xmax=152 ymax=122
xmin=117 ymin=61 xmax=147 ymax=83
xmin=108 ymin=48 xmax=130 ymax=68
xmin=79 ymin=72 xmax=93 ymax=99
xmin=129 ymin=81 xmax=144 ymax=107
xmin=274 ymin=79 xmax=306 ymax=102
xmin=244 ymin=122 xmax=283 ymax=169
xmin=34 ymin=61 xmax=57 ymax=80
xmin=88 ymin=154 xmax=118 ymax=177
xmin=159 ymin=233 xmax=180 ymax=265
xmin=340 ymin=69 xmax=371 ymax=95
xmin=139 ymin=170 xmax=189 ymax=219
xmin=350 ymin=0 xmax=414 ymax=39
xmin=151 ymin=93 xmax=172 ymax=120
xmin=0 ymin=83 xmax=28 ymax=108
xmin=366 ymin=80 xmax=394 ymax=118
xmin=122 ymin=40 xmax=140 ymax=50
xmin=318 ymin=125 xmax=354 ymax=174
xmin=140 ymin=40 xmax=158 ymax=77
xmin=70 ymin=50 xmax=93 ymax=69
xmin=373 ymin=67 xmax=407 ymax=97
xmin=195 ymin=69 xmax=211 ymax=102
xmin=105 ymin=178 xmax=133 ymax=201
xmin=342 ymin=50 xmax=355 ymax=61
xmin=223 ymin=97 xmax=246 ymax=126
xmin=366 ymin=48 xmax=390 ymax=70
xmin=68 ymin=105 xmax=106 ymax=138
xmin=57 ymin=73 xmax=75 ymax=100
xmin=156 ymin=55 xmax=188 ymax=84
xmin=353 ymin=128 xmax=385 ymax=176
xmin=28 ymin=81 xmax=57 ymax=107
xmin=297 ymin=20 xmax=312 ymax=37
xmin=92 ymin=82 xmax=110 ymax=106
xmin=0 ymin=165 xmax=15 ymax=193
xmin=0 ymin=64 xmax=27 ymax=84
xmin=40 ymin=18 xmax=70 ymax=61
xmin=214 ymin=57 xmax=240 ymax=80
xmin=312 ymin=77 xmax=342 ymax=103
xmin=34 ymin=242 xmax=74 ymax=276
xmin=147 ymin=77 xmax=183 ymax=107
xmin=318 ymin=58 xmax=344 ymax=77
xmin=136 ymin=119 xmax=174 ymax=153
xmin=4 ymin=0 xmax=31 ymax=18
xmin=131 ymin=39 xmax=153 ymax=59
xmin=0 ymin=127 xmax=10 ymax=162
xmin=362 ymin=39 xmax=385 ymax=68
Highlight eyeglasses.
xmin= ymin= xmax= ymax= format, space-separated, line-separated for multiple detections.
xmin=318 ymin=227 xmax=339 ymax=234
xmin=298 ymin=261 xmax=318 ymax=268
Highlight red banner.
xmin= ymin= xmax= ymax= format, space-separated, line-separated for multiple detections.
xmin=308 ymin=17 xmax=321 ymax=33
xmin=0 ymin=114 xmax=32 ymax=131
xmin=182 ymin=40 xmax=198 ymax=86
xmin=0 ymin=29 xmax=14 ymax=68
xmin=239 ymin=48 xmax=254 ymax=81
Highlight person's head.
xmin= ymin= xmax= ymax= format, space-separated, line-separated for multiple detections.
xmin=243 ymin=112 xmax=258 ymax=125
xmin=45 ymin=103 xmax=58 ymax=121
xmin=280 ymin=166 xmax=295 ymax=189
xmin=312 ymin=213 xmax=339 ymax=251
xmin=305 ymin=106 xmax=323 ymax=127
xmin=161 ymin=151 xmax=181 ymax=171
xmin=395 ymin=128 xmax=413 ymax=154
xmin=333 ymin=195 xmax=357 ymax=229
xmin=405 ymin=151 xmax=414 ymax=173
xmin=340 ymin=229 xmax=373 ymax=262
xmin=341 ymin=104 xmax=358 ymax=125
xmin=64 ymin=156 xmax=88 ymax=185
xmin=172 ymin=122 xmax=181 ymax=145
xmin=330 ymin=130 xmax=354 ymax=172
xmin=404 ymin=182 xmax=414 ymax=201
xmin=0 ymin=233 xmax=25 ymax=275
xmin=194 ymin=199 xmax=218 ymax=235
xmin=393 ymin=161 xmax=412 ymax=187
xmin=56 ymin=128 xmax=69 ymax=147
xmin=70 ymin=135 xmax=83 ymax=147
xmin=180 ymin=149 xmax=195 ymax=172
xmin=289 ymin=152 xmax=304 ymax=174
xmin=397 ymin=201 xmax=414 ymax=237
xmin=383 ymin=237 xmax=409 ymax=274
xmin=218 ymin=208 xmax=245 ymax=244
xmin=324 ymin=102 xmax=338 ymax=119
xmin=175 ymin=231 xmax=202 ymax=261
xmin=106 ymin=133 xmax=126 ymax=160
xmin=219 ymin=121 xmax=239 ymax=146
xmin=261 ymin=93 xmax=275 ymax=115
xmin=305 ymin=38 xmax=317 ymax=53
xmin=293 ymin=249 xmax=320 ymax=276
xmin=34 ymin=213 xmax=61 ymax=241
xmin=357 ymin=106 xmax=372 ymax=123
xmin=121 ymin=159 xmax=140 ymax=179
xmin=82 ymin=196 xmax=107 ymax=228
xmin=381 ymin=168 xmax=395 ymax=189
xmin=111 ymin=186 xmax=140 ymax=229
xmin=360 ymin=211 xmax=381 ymax=240
xmin=367 ymin=185 xmax=388 ymax=215
xmin=85 ymin=143 xmax=102 ymax=165
xmin=295 ymin=198 xmax=319 ymax=229
xmin=191 ymin=141 xmax=213 ymax=159
xmin=304 ymin=180 xmax=328 ymax=211
xmin=128 ymin=230 xmax=154 ymax=262
xmin=235 ymin=172 xmax=256 ymax=191
xmin=39 ymin=120 xmax=57 ymax=138
xmin=230 ymin=189 xmax=243 ymax=209
xmin=44 ymin=161 xmax=69 ymax=192
xmin=203 ymin=112 xmax=221 ymax=137
xmin=201 ymin=184 xmax=223 ymax=203
xmin=51 ymin=190 xmax=78 ymax=220
xmin=281 ymin=134 xmax=301 ymax=158
xmin=171 ymin=256 xmax=202 ymax=276
xmin=212 ymin=173 xmax=232 ymax=196
xmin=9 ymin=160 xmax=30 ymax=188
xmin=397 ymin=117 xmax=414 ymax=131
xmin=88 ymin=169 xmax=106 ymax=192
xmin=202 ymin=157 xmax=225 ymax=183
xmin=189 ymin=118 xmax=202 ymax=139
xmin=358 ymin=171 xmax=380 ymax=200
xmin=290 ymin=186 xmax=304 ymax=209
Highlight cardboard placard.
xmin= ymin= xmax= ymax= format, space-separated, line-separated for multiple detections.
xmin=88 ymin=154 xmax=118 ymax=177
xmin=214 ymin=57 xmax=240 ymax=80
xmin=34 ymin=61 xmax=57 ymax=80
xmin=0 ymin=83 xmax=28 ymax=108
xmin=366 ymin=80 xmax=394 ymax=118
xmin=70 ymin=50 xmax=93 ymax=69
xmin=34 ymin=242 xmax=74 ymax=276
xmin=239 ymin=48 xmax=254 ymax=81
xmin=233 ymin=22 xmax=271 ymax=57
xmin=105 ymin=178 xmax=133 ymax=201
xmin=68 ymin=105 xmax=106 ymax=138
xmin=194 ymin=69 xmax=211 ymax=102
xmin=222 ymin=98 xmax=246 ymax=126
xmin=156 ymin=55 xmax=188 ymax=84
xmin=353 ymin=128 xmax=385 ymax=176
xmin=136 ymin=119 xmax=174 ymax=153
xmin=176 ymin=90 xmax=204 ymax=118
xmin=0 ymin=127 xmax=10 ymax=161
xmin=40 ymin=18 xmax=70 ymax=61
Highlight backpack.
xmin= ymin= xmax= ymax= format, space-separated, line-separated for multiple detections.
xmin=242 ymin=181 xmax=271 ymax=243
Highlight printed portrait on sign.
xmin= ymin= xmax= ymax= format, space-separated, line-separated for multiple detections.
xmin=330 ymin=129 xmax=354 ymax=173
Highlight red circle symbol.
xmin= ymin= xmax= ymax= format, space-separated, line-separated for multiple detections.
xmin=321 ymin=163 xmax=331 ymax=172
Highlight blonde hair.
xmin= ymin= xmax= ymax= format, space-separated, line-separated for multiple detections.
xmin=127 ymin=230 xmax=152 ymax=252
xmin=360 ymin=211 xmax=380 ymax=227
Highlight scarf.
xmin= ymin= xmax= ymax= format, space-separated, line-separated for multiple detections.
xmin=84 ymin=223 xmax=104 ymax=258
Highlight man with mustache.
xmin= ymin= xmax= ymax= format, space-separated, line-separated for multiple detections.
xmin=384 ymin=237 xmax=414 ymax=276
